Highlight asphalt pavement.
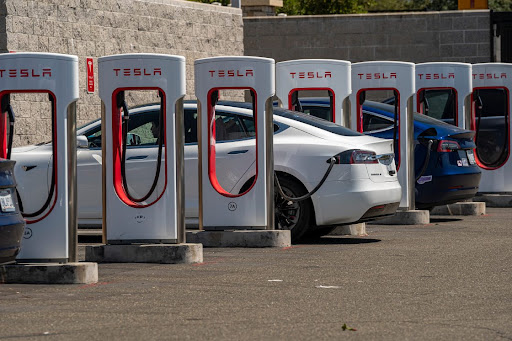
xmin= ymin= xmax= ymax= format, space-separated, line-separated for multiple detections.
xmin=1 ymin=207 xmax=511 ymax=340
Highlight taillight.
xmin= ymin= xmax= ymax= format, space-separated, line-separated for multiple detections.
xmin=328 ymin=149 xmax=378 ymax=164
xmin=437 ymin=140 xmax=460 ymax=152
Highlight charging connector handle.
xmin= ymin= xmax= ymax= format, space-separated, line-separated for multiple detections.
xmin=6 ymin=105 xmax=14 ymax=160
xmin=1 ymin=95 xmax=15 ymax=160
xmin=415 ymin=140 xmax=433 ymax=182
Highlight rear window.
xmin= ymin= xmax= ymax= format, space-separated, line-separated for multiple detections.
xmin=275 ymin=109 xmax=364 ymax=137
xmin=220 ymin=100 xmax=363 ymax=137
xmin=413 ymin=112 xmax=453 ymax=127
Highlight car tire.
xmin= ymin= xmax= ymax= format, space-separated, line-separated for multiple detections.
xmin=274 ymin=175 xmax=313 ymax=242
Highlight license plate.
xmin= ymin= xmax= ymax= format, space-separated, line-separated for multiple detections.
xmin=467 ymin=150 xmax=476 ymax=165
xmin=0 ymin=190 xmax=15 ymax=212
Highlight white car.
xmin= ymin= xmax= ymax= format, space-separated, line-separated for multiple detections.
xmin=12 ymin=102 xmax=401 ymax=241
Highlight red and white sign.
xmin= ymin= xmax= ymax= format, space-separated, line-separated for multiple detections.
xmin=86 ymin=58 xmax=94 ymax=93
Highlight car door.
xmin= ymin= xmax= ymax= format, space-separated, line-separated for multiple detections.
xmin=76 ymin=110 xmax=162 ymax=223
xmin=183 ymin=108 xmax=256 ymax=220
xmin=184 ymin=109 xmax=199 ymax=219
xmin=77 ymin=125 xmax=103 ymax=222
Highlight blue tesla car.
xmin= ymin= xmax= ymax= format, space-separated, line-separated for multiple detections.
xmin=296 ymin=98 xmax=481 ymax=210
xmin=0 ymin=159 xmax=25 ymax=264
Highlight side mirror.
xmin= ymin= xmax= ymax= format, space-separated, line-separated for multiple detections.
xmin=77 ymin=135 xmax=89 ymax=148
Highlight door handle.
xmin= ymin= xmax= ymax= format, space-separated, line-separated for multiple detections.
xmin=127 ymin=155 xmax=148 ymax=160
xmin=228 ymin=150 xmax=248 ymax=155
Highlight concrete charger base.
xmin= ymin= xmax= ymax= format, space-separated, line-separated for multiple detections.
xmin=0 ymin=262 xmax=98 ymax=284
xmin=368 ymin=210 xmax=430 ymax=225
xmin=473 ymin=194 xmax=512 ymax=208
xmin=85 ymin=244 xmax=203 ymax=264
xmin=431 ymin=202 xmax=486 ymax=216
xmin=329 ymin=223 xmax=367 ymax=236
xmin=186 ymin=230 xmax=291 ymax=248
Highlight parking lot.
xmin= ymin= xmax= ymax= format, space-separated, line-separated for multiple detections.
xmin=0 ymin=207 xmax=510 ymax=340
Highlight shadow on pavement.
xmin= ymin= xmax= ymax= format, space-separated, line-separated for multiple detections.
xmin=297 ymin=237 xmax=382 ymax=245
xmin=429 ymin=217 xmax=464 ymax=223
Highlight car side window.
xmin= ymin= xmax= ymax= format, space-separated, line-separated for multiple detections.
xmin=215 ymin=113 xmax=247 ymax=141
xmin=184 ymin=109 xmax=255 ymax=143
xmin=82 ymin=110 xmax=160 ymax=148
xmin=239 ymin=116 xmax=256 ymax=137
xmin=302 ymin=105 xmax=332 ymax=121
xmin=184 ymin=109 xmax=198 ymax=144
xmin=362 ymin=112 xmax=393 ymax=132
xmin=421 ymin=89 xmax=455 ymax=121
xmin=126 ymin=110 xmax=160 ymax=146
xmin=85 ymin=128 xmax=102 ymax=148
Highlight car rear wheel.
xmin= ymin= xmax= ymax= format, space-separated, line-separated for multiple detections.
xmin=274 ymin=176 xmax=312 ymax=242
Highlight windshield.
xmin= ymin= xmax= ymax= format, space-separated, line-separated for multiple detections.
xmin=77 ymin=118 xmax=101 ymax=132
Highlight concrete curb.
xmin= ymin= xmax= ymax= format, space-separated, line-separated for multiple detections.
xmin=0 ymin=262 xmax=98 ymax=284
xmin=85 ymin=244 xmax=203 ymax=264
xmin=329 ymin=223 xmax=367 ymax=236
xmin=369 ymin=210 xmax=430 ymax=225
xmin=186 ymin=230 xmax=291 ymax=247
xmin=473 ymin=194 xmax=512 ymax=208
xmin=431 ymin=202 xmax=486 ymax=216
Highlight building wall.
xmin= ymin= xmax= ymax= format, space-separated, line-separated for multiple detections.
xmin=0 ymin=0 xmax=244 ymax=146
xmin=244 ymin=10 xmax=491 ymax=64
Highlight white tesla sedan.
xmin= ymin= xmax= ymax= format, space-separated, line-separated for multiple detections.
xmin=12 ymin=101 xmax=401 ymax=241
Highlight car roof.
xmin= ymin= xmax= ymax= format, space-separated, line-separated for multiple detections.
xmin=78 ymin=99 xmax=366 ymax=139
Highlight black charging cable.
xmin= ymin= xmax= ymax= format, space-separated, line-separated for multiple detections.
xmin=119 ymin=92 xmax=164 ymax=203
xmin=274 ymin=157 xmax=336 ymax=203
xmin=415 ymin=140 xmax=433 ymax=182
xmin=22 ymin=95 xmax=56 ymax=218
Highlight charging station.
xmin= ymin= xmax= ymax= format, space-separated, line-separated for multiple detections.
xmin=471 ymin=63 xmax=512 ymax=194
xmin=415 ymin=62 xmax=472 ymax=128
xmin=190 ymin=56 xmax=290 ymax=247
xmin=0 ymin=53 xmax=79 ymax=262
xmin=414 ymin=63 xmax=486 ymax=217
xmin=98 ymin=53 xmax=187 ymax=244
xmin=84 ymin=54 xmax=202 ymax=263
xmin=276 ymin=59 xmax=351 ymax=125
xmin=0 ymin=52 xmax=97 ymax=284
xmin=349 ymin=61 xmax=421 ymax=220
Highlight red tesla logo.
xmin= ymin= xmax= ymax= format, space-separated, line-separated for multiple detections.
xmin=472 ymin=73 xmax=507 ymax=80
xmin=0 ymin=68 xmax=52 ymax=78
xmin=290 ymin=71 xmax=332 ymax=79
xmin=417 ymin=73 xmax=455 ymax=80
xmin=357 ymin=73 xmax=397 ymax=80
xmin=208 ymin=70 xmax=254 ymax=77
xmin=113 ymin=68 xmax=162 ymax=76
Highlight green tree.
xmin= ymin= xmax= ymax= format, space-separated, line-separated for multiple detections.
xmin=416 ymin=0 xmax=457 ymax=11
xmin=368 ymin=0 xmax=457 ymax=12
xmin=278 ymin=0 xmax=374 ymax=15
xmin=368 ymin=0 xmax=410 ymax=11
xmin=189 ymin=0 xmax=231 ymax=6
xmin=489 ymin=0 xmax=512 ymax=11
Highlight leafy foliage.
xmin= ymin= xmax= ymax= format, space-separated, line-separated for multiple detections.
xmin=277 ymin=0 xmax=374 ymax=15
xmin=489 ymin=0 xmax=512 ymax=11
xmin=277 ymin=0 xmax=463 ymax=15
xmin=341 ymin=323 xmax=357 ymax=331
xmin=189 ymin=0 xmax=231 ymax=6
xmin=190 ymin=0 xmax=507 ymax=13
xmin=369 ymin=0 xmax=457 ymax=12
